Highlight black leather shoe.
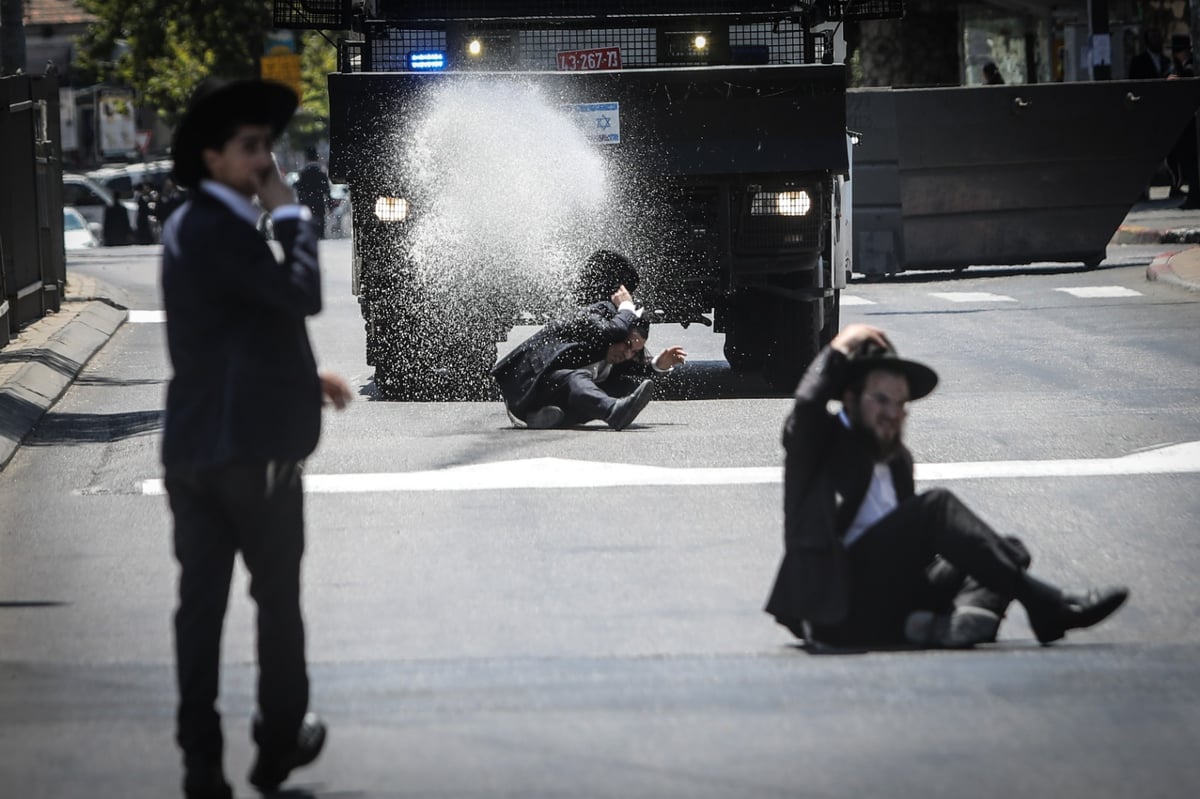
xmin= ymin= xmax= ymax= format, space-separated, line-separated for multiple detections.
xmin=1028 ymin=585 xmax=1129 ymax=645
xmin=248 ymin=712 xmax=327 ymax=793
xmin=182 ymin=756 xmax=232 ymax=799
xmin=606 ymin=380 xmax=654 ymax=430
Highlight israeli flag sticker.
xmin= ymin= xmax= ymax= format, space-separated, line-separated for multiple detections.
xmin=569 ymin=102 xmax=620 ymax=144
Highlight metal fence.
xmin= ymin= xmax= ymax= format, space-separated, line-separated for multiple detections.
xmin=0 ymin=73 xmax=65 ymax=345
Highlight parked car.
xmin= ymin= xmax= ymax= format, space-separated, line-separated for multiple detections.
xmin=63 ymin=206 xmax=101 ymax=250
xmin=62 ymin=173 xmax=137 ymax=240
xmin=86 ymin=159 xmax=175 ymax=196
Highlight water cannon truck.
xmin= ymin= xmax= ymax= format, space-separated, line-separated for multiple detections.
xmin=275 ymin=1 xmax=908 ymax=399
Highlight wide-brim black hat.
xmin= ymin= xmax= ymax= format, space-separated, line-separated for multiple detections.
xmin=575 ymin=249 xmax=640 ymax=303
xmin=172 ymin=78 xmax=298 ymax=189
xmin=845 ymin=339 xmax=939 ymax=400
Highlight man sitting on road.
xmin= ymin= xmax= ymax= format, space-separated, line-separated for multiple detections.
xmin=491 ymin=266 xmax=687 ymax=430
xmin=765 ymin=323 xmax=1129 ymax=649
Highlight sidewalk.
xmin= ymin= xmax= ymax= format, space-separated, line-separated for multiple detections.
xmin=0 ymin=275 xmax=126 ymax=470
xmin=1116 ymin=193 xmax=1200 ymax=292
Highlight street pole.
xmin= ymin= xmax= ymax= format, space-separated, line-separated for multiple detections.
xmin=1088 ymin=0 xmax=1111 ymax=80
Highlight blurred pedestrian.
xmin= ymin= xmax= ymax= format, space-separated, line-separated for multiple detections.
xmin=765 ymin=323 xmax=1129 ymax=650
xmin=157 ymin=178 xmax=186 ymax=226
xmin=294 ymin=146 xmax=331 ymax=239
xmin=135 ymin=182 xmax=156 ymax=244
xmin=102 ymin=189 xmax=132 ymax=246
xmin=982 ymin=61 xmax=1004 ymax=85
xmin=1129 ymin=28 xmax=1169 ymax=79
xmin=1167 ymin=35 xmax=1200 ymax=208
xmin=161 ymin=77 xmax=353 ymax=799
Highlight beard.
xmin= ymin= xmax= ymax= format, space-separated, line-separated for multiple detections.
xmin=845 ymin=401 xmax=904 ymax=462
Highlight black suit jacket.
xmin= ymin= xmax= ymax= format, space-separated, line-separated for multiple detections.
xmin=764 ymin=345 xmax=916 ymax=627
xmin=160 ymin=189 xmax=323 ymax=469
xmin=1129 ymin=50 xmax=1168 ymax=80
xmin=491 ymin=300 xmax=650 ymax=416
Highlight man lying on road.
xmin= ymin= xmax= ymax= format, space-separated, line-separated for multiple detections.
xmin=491 ymin=278 xmax=686 ymax=430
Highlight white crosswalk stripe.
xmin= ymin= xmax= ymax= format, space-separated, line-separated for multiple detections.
xmin=840 ymin=295 xmax=876 ymax=306
xmin=1054 ymin=286 xmax=1143 ymax=298
xmin=128 ymin=310 xmax=166 ymax=324
xmin=139 ymin=441 xmax=1200 ymax=495
xmin=929 ymin=292 xmax=1017 ymax=303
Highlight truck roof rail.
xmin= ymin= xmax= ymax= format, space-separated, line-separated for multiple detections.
xmin=271 ymin=1 xmax=904 ymax=32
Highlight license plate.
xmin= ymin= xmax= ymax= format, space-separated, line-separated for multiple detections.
xmin=557 ymin=47 xmax=622 ymax=71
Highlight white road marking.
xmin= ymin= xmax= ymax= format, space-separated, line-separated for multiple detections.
xmin=929 ymin=292 xmax=1017 ymax=303
xmin=128 ymin=310 xmax=166 ymax=323
xmin=139 ymin=441 xmax=1200 ymax=495
xmin=1054 ymin=286 xmax=1143 ymax=299
xmin=840 ymin=295 xmax=876 ymax=306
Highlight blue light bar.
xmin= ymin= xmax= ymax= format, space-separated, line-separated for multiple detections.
xmin=408 ymin=51 xmax=447 ymax=71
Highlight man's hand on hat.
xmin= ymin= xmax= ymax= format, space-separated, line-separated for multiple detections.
xmin=831 ymin=323 xmax=892 ymax=356
xmin=611 ymin=285 xmax=633 ymax=307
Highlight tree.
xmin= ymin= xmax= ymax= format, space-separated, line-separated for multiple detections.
xmin=76 ymin=1 xmax=274 ymax=124
xmin=289 ymin=30 xmax=339 ymax=150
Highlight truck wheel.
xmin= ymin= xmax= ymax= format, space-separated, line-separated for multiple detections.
xmin=761 ymin=297 xmax=820 ymax=393
xmin=722 ymin=294 xmax=767 ymax=371
xmin=822 ymin=290 xmax=840 ymax=342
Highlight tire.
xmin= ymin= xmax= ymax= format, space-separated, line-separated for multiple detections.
xmin=380 ymin=316 xmax=497 ymax=401
xmin=722 ymin=294 xmax=767 ymax=372
xmin=822 ymin=290 xmax=840 ymax=342
xmin=761 ymin=296 xmax=821 ymax=393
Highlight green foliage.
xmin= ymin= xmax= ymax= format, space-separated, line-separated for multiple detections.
xmin=75 ymin=1 xmax=333 ymax=130
xmin=289 ymin=30 xmax=339 ymax=149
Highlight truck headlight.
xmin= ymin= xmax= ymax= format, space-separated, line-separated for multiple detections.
xmin=374 ymin=197 xmax=409 ymax=222
xmin=751 ymin=190 xmax=812 ymax=216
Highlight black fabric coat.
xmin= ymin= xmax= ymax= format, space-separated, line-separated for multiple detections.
xmin=491 ymin=300 xmax=651 ymax=417
xmin=160 ymin=189 xmax=323 ymax=469
xmin=764 ymin=345 xmax=916 ymax=627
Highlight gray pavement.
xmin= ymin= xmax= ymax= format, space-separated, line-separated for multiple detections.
xmin=4 ymin=193 xmax=1200 ymax=474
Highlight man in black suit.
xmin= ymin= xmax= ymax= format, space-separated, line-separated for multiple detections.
xmin=161 ymin=78 xmax=353 ymax=799
xmin=765 ymin=323 xmax=1128 ymax=649
xmin=492 ymin=257 xmax=686 ymax=429
xmin=294 ymin=147 xmax=331 ymax=238
xmin=1129 ymin=28 xmax=1169 ymax=79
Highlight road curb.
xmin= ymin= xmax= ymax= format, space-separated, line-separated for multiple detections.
xmin=1112 ymin=225 xmax=1168 ymax=245
xmin=0 ymin=299 xmax=127 ymax=470
xmin=1145 ymin=250 xmax=1200 ymax=292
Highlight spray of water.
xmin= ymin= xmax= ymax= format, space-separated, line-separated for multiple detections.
xmin=398 ymin=78 xmax=635 ymax=317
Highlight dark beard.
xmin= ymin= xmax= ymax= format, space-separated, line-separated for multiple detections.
xmin=845 ymin=402 xmax=903 ymax=462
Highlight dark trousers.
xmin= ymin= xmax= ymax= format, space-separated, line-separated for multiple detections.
xmin=166 ymin=461 xmax=309 ymax=762
xmin=812 ymin=488 xmax=1031 ymax=646
xmin=539 ymin=368 xmax=626 ymax=425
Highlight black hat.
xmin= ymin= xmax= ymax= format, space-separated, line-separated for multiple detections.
xmin=171 ymin=78 xmax=298 ymax=189
xmin=1172 ymin=34 xmax=1192 ymax=53
xmin=845 ymin=338 xmax=938 ymax=400
xmin=576 ymin=249 xmax=640 ymax=304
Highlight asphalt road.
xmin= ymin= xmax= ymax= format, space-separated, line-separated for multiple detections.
xmin=1 ymin=241 xmax=1197 ymax=799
